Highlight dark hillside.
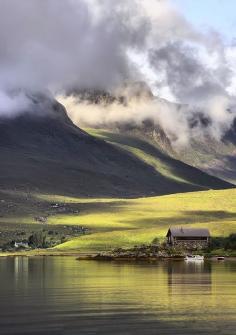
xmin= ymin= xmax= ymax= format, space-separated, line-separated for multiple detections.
xmin=0 ymin=94 xmax=233 ymax=197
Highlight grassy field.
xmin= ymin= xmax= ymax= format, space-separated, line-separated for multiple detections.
xmin=50 ymin=189 xmax=236 ymax=251
xmin=1 ymin=188 xmax=236 ymax=253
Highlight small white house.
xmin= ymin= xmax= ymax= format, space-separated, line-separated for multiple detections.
xmin=14 ymin=241 xmax=29 ymax=249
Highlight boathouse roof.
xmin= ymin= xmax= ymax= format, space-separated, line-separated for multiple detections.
xmin=166 ymin=227 xmax=210 ymax=237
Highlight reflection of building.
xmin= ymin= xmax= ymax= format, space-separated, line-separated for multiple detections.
xmin=167 ymin=260 xmax=212 ymax=296
xmin=166 ymin=227 xmax=210 ymax=249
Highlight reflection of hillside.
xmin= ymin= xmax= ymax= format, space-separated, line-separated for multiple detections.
xmin=2 ymin=258 xmax=220 ymax=312
xmin=7 ymin=258 xmax=213 ymax=315
xmin=0 ymin=257 xmax=235 ymax=334
xmin=167 ymin=261 xmax=212 ymax=296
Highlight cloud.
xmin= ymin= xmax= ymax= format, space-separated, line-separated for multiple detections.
xmin=0 ymin=91 xmax=30 ymax=117
xmin=0 ymin=0 xmax=149 ymax=94
xmin=58 ymin=89 xmax=191 ymax=147
xmin=0 ymin=0 xmax=236 ymax=146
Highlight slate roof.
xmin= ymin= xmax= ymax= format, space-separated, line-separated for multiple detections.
xmin=167 ymin=227 xmax=210 ymax=237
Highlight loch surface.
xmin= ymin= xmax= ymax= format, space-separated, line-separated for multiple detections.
xmin=0 ymin=257 xmax=236 ymax=335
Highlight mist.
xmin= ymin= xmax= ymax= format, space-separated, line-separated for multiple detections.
xmin=59 ymin=89 xmax=236 ymax=147
xmin=0 ymin=91 xmax=30 ymax=118
xmin=0 ymin=0 xmax=236 ymax=146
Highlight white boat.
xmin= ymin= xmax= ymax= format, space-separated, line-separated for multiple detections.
xmin=184 ymin=255 xmax=204 ymax=261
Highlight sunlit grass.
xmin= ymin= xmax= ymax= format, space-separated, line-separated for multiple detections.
xmin=35 ymin=193 xmax=119 ymax=204
xmin=85 ymin=128 xmax=192 ymax=184
xmin=53 ymin=189 xmax=236 ymax=251
xmin=1 ymin=188 xmax=236 ymax=252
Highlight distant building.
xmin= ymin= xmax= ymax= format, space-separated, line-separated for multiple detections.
xmin=166 ymin=227 xmax=210 ymax=249
xmin=14 ymin=241 xmax=29 ymax=249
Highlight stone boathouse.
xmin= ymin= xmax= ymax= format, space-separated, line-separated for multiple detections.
xmin=166 ymin=227 xmax=210 ymax=249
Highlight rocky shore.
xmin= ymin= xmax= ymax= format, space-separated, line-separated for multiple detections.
xmin=77 ymin=245 xmax=185 ymax=261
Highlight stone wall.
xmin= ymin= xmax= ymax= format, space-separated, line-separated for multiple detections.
xmin=173 ymin=240 xmax=208 ymax=250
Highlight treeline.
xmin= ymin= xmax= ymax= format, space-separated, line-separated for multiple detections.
xmin=208 ymin=234 xmax=236 ymax=251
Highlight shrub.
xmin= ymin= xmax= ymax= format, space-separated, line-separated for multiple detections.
xmin=225 ymin=234 xmax=236 ymax=250
xmin=28 ymin=231 xmax=47 ymax=248
xmin=208 ymin=235 xmax=236 ymax=251
xmin=152 ymin=237 xmax=160 ymax=245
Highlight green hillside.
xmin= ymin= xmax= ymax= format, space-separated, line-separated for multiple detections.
xmin=51 ymin=189 xmax=236 ymax=251
xmin=1 ymin=188 xmax=236 ymax=252
xmin=85 ymin=128 xmax=233 ymax=189
xmin=0 ymin=106 xmax=235 ymax=253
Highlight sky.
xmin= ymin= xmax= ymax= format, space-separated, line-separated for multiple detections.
xmin=172 ymin=0 xmax=236 ymax=41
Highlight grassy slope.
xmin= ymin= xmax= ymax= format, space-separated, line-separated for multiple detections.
xmin=87 ymin=127 xmax=236 ymax=185
xmin=36 ymin=189 xmax=236 ymax=251
xmin=86 ymin=128 xmax=188 ymax=184
xmin=85 ymin=128 xmax=233 ymax=190
xmin=1 ymin=188 xmax=236 ymax=252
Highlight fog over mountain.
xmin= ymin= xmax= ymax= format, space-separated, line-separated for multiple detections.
xmin=0 ymin=0 xmax=236 ymax=146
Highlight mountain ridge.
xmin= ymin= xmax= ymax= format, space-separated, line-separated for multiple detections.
xmin=0 ymin=93 xmax=233 ymax=198
xmin=64 ymin=84 xmax=236 ymax=185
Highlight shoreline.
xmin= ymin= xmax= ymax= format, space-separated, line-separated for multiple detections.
xmin=1 ymin=249 xmax=236 ymax=261
xmin=76 ymin=254 xmax=236 ymax=261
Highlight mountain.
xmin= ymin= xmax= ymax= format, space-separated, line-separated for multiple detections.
xmin=174 ymin=135 xmax=236 ymax=184
xmin=71 ymin=83 xmax=236 ymax=185
xmin=114 ymin=116 xmax=236 ymax=185
xmin=0 ymin=92 xmax=233 ymax=198
xmin=111 ymin=114 xmax=236 ymax=185
xmin=86 ymin=127 xmax=234 ymax=191
xmin=169 ymin=115 xmax=236 ymax=184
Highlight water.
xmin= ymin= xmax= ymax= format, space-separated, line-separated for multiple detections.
xmin=0 ymin=257 xmax=236 ymax=335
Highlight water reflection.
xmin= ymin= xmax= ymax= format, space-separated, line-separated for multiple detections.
xmin=167 ymin=260 xmax=212 ymax=295
xmin=0 ymin=257 xmax=235 ymax=335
